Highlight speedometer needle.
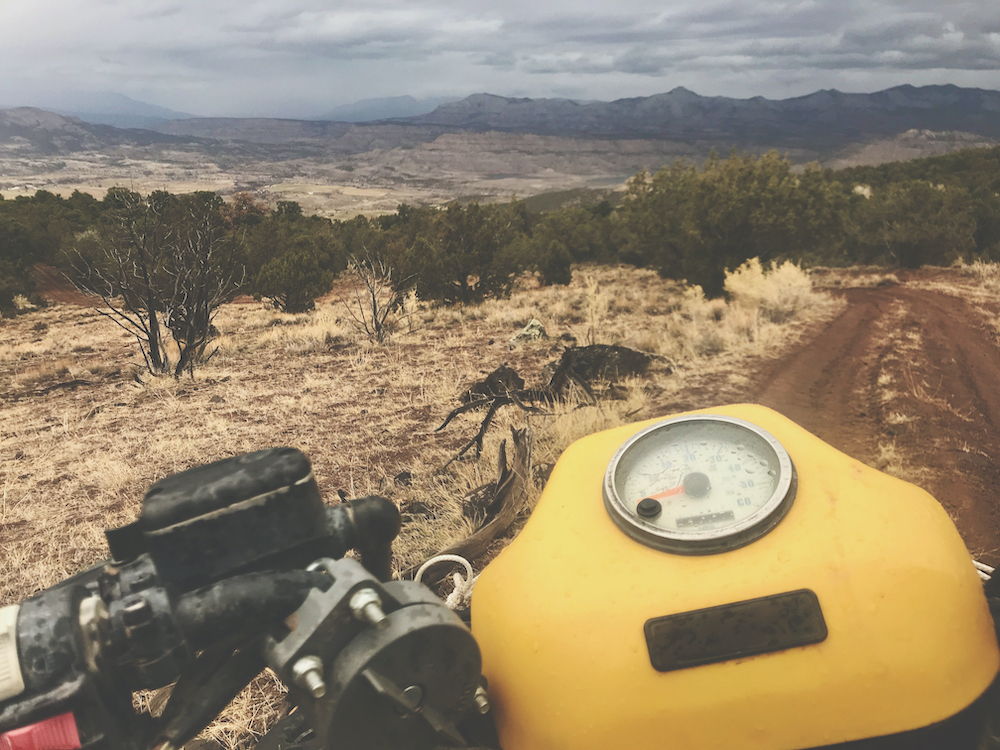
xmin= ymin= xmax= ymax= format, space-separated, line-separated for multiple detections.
xmin=644 ymin=472 xmax=712 ymax=501
xmin=646 ymin=486 xmax=685 ymax=500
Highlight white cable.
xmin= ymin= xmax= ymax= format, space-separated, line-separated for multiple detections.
xmin=974 ymin=559 xmax=995 ymax=582
xmin=414 ymin=554 xmax=479 ymax=610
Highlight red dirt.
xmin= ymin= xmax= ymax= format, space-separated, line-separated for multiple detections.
xmin=31 ymin=264 xmax=96 ymax=306
xmin=753 ymin=283 xmax=1000 ymax=565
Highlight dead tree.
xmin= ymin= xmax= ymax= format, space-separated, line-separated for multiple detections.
xmin=341 ymin=253 xmax=414 ymax=344
xmin=72 ymin=188 xmax=174 ymax=374
xmin=165 ymin=194 xmax=245 ymax=376
xmin=72 ymin=189 xmax=244 ymax=377
xmin=436 ymin=345 xmax=656 ymax=462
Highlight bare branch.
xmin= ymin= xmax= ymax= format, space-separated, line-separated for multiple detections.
xmin=69 ymin=189 xmax=245 ymax=377
xmin=340 ymin=253 xmax=415 ymax=343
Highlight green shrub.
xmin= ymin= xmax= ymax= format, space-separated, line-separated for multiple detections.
xmin=537 ymin=239 xmax=573 ymax=286
xmin=406 ymin=202 xmax=529 ymax=304
xmin=254 ymin=249 xmax=334 ymax=313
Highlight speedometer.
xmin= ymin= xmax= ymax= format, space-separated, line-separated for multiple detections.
xmin=603 ymin=415 xmax=796 ymax=554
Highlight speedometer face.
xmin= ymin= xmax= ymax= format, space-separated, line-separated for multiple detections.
xmin=603 ymin=415 xmax=796 ymax=554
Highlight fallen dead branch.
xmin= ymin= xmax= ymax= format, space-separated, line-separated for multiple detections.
xmin=437 ymin=392 xmax=548 ymax=465
xmin=436 ymin=345 xmax=655 ymax=463
xmin=401 ymin=427 xmax=533 ymax=587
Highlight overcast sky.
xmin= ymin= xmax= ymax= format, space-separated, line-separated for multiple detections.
xmin=1 ymin=0 xmax=998 ymax=118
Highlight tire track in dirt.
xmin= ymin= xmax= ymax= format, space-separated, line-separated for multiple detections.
xmin=753 ymin=284 xmax=1000 ymax=563
xmin=753 ymin=288 xmax=888 ymax=464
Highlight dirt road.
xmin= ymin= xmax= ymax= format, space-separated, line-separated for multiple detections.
xmin=753 ymin=282 xmax=1000 ymax=563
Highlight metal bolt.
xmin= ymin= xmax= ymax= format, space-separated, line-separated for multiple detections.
xmin=474 ymin=686 xmax=490 ymax=715
xmin=292 ymin=656 xmax=327 ymax=699
xmin=121 ymin=596 xmax=152 ymax=627
xmin=401 ymin=684 xmax=424 ymax=711
xmin=349 ymin=588 xmax=387 ymax=628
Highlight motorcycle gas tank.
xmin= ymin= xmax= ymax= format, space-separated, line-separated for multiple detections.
xmin=471 ymin=404 xmax=999 ymax=750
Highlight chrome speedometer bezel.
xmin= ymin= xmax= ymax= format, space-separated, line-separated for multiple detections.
xmin=603 ymin=414 xmax=796 ymax=555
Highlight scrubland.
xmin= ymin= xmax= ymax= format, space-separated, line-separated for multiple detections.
xmin=0 ymin=260 xmax=839 ymax=746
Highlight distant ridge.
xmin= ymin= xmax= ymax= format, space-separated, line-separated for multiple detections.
xmin=4 ymin=85 xmax=1000 ymax=169
xmin=317 ymin=95 xmax=459 ymax=122
xmin=828 ymin=129 xmax=1000 ymax=169
xmin=0 ymin=107 xmax=200 ymax=155
xmin=5 ymin=92 xmax=198 ymax=130
xmin=404 ymin=84 xmax=1000 ymax=149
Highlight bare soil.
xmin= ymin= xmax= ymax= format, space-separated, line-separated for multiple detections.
xmin=750 ymin=277 xmax=1000 ymax=564
xmin=30 ymin=264 xmax=96 ymax=306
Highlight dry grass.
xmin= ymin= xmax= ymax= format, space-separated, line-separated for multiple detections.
xmin=955 ymin=259 xmax=1000 ymax=289
xmin=0 ymin=260 xmax=838 ymax=748
xmin=932 ymin=260 xmax=1000 ymax=337
xmin=871 ymin=439 xmax=932 ymax=485
xmin=908 ymin=261 xmax=1000 ymax=334
xmin=724 ymin=258 xmax=817 ymax=324
xmin=902 ymin=366 xmax=973 ymax=423
xmin=810 ymin=266 xmax=901 ymax=289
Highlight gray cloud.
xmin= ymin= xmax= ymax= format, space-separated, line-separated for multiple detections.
xmin=0 ymin=0 xmax=997 ymax=117
xmin=496 ymin=1 xmax=1000 ymax=85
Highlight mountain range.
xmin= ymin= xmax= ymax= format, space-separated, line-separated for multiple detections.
xmin=3 ymin=84 xmax=998 ymax=159
xmin=404 ymin=85 xmax=1000 ymax=150
xmin=2 ymin=84 xmax=999 ymax=214
xmin=0 ymin=92 xmax=198 ymax=130
xmin=143 ymin=84 xmax=1000 ymax=158
xmin=0 ymin=107 xmax=196 ymax=155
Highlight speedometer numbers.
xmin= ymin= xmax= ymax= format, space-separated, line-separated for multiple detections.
xmin=603 ymin=415 xmax=796 ymax=554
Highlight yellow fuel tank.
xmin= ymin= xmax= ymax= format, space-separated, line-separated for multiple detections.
xmin=471 ymin=405 xmax=999 ymax=750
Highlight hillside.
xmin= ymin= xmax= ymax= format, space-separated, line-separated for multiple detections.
xmin=827 ymin=129 xmax=1000 ymax=169
xmin=832 ymin=142 xmax=1000 ymax=193
xmin=0 ymin=107 xmax=198 ymax=155
xmin=405 ymin=85 xmax=1000 ymax=149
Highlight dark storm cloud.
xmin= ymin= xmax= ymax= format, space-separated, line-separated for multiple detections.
xmin=498 ymin=1 xmax=1000 ymax=84
xmin=0 ymin=0 xmax=997 ymax=116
